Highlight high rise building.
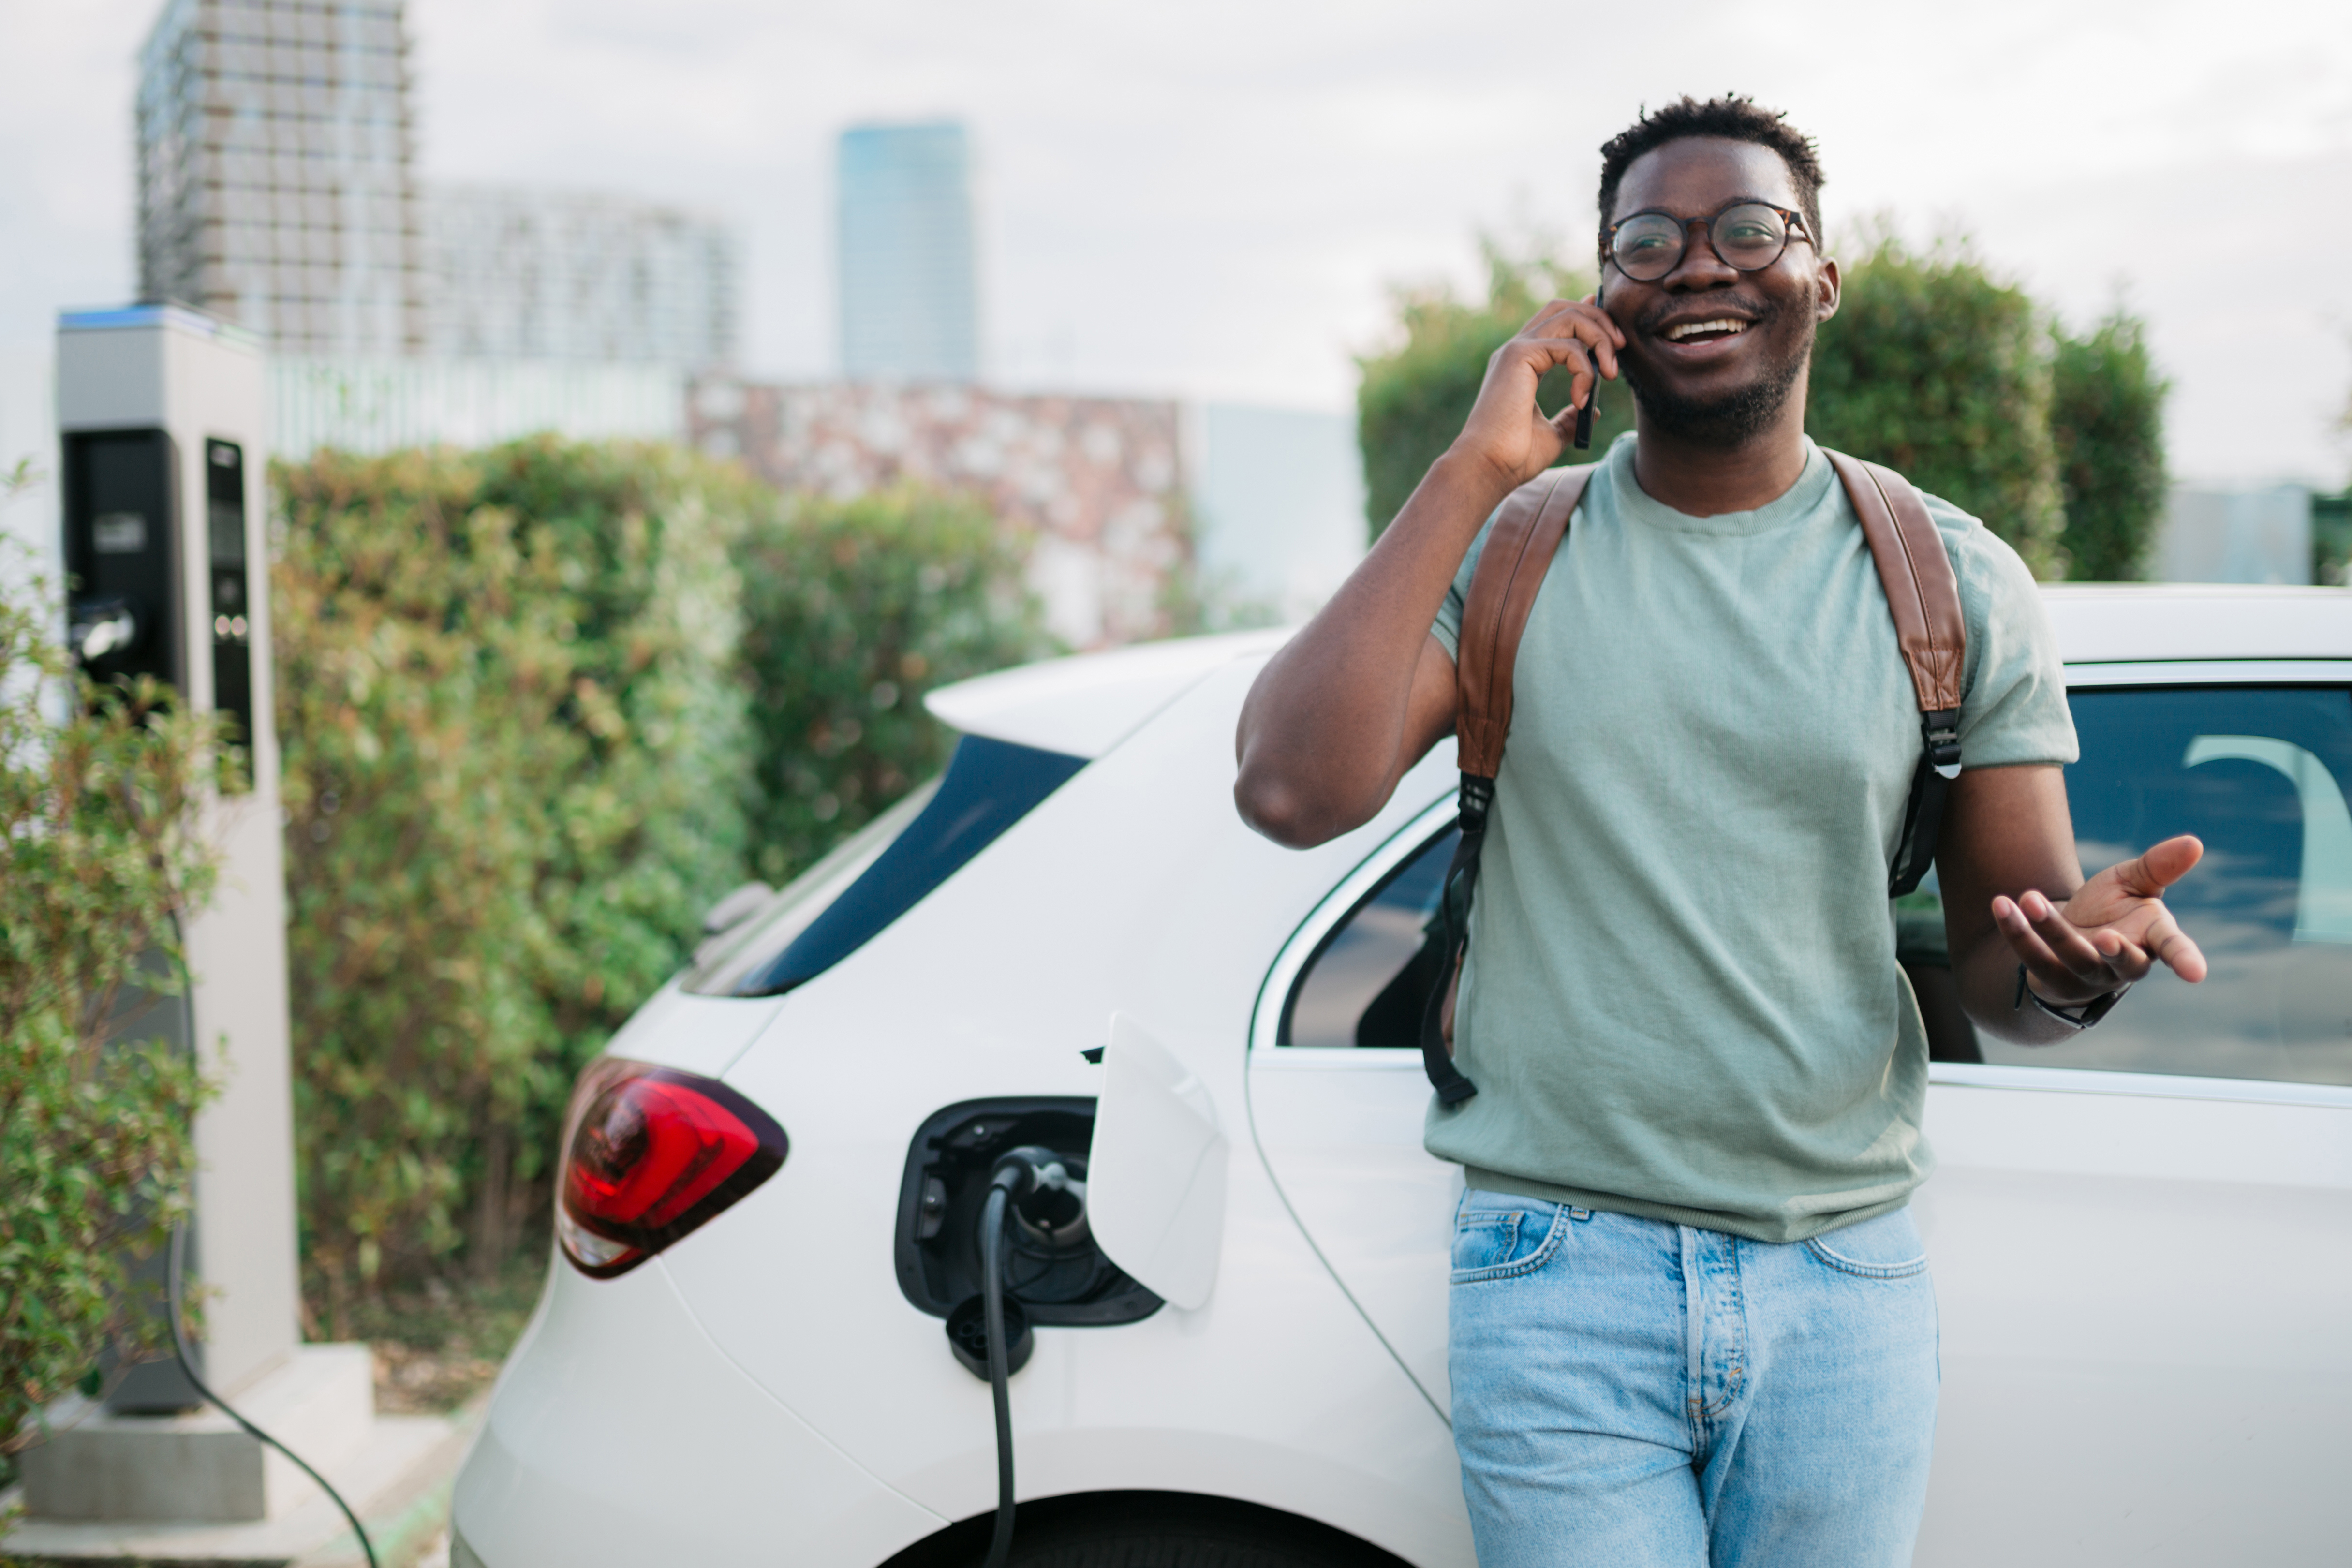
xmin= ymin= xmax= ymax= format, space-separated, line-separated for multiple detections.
xmin=426 ymin=187 xmax=739 ymax=368
xmin=836 ymin=122 xmax=978 ymax=383
xmin=136 ymin=0 xmax=426 ymax=355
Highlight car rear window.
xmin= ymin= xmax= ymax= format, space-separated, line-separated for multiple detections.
xmin=685 ymin=734 xmax=1086 ymax=999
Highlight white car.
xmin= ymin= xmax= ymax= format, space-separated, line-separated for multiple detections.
xmin=451 ymin=586 xmax=2352 ymax=1568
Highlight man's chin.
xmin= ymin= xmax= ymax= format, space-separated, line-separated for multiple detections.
xmin=1624 ymin=327 xmax=1810 ymax=447
xmin=1626 ymin=358 xmax=1804 ymax=447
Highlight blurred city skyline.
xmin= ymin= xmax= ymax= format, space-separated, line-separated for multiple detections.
xmin=4 ymin=0 xmax=2348 ymax=483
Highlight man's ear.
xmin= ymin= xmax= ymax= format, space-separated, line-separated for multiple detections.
xmin=1815 ymin=256 xmax=1841 ymax=323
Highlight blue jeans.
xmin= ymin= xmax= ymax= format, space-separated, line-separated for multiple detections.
xmin=1449 ymin=1191 xmax=1938 ymax=1568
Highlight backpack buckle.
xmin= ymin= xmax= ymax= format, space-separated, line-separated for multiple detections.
xmin=1457 ymin=773 xmax=1495 ymax=832
xmin=1921 ymin=709 xmax=1962 ymax=780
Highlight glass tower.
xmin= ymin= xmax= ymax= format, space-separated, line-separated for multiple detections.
xmin=836 ymin=122 xmax=978 ymax=383
xmin=136 ymin=0 xmax=425 ymax=355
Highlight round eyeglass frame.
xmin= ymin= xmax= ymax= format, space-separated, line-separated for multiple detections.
xmin=1602 ymin=201 xmax=1814 ymax=283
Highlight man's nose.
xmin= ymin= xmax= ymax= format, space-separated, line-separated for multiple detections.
xmin=1660 ymin=218 xmax=1739 ymax=290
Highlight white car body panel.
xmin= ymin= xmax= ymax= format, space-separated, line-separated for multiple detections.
xmin=591 ymin=977 xmax=786 ymax=1079
xmin=662 ymin=660 xmax=1473 ymax=1566
xmin=451 ymin=1251 xmax=945 ymax=1565
xmin=459 ymin=584 xmax=2352 ymax=1568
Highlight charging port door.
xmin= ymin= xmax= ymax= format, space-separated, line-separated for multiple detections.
xmin=1087 ymin=1013 xmax=1229 ymax=1310
xmin=894 ymin=1098 xmax=1161 ymax=1328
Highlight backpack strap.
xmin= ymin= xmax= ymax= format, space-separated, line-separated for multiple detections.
xmin=1821 ymin=451 xmax=1968 ymax=896
xmin=1412 ymin=452 xmax=1967 ymax=1104
xmin=1418 ymin=465 xmax=1593 ymax=1105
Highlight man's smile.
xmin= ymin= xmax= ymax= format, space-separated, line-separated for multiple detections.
xmin=1662 ymin=317 xmax=1750 ymax=342
xmin=1642 ymin=311 xmax=1764 ymax=365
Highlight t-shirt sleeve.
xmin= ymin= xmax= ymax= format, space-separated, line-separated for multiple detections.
xmin=1430 ymin=513 xmax=1500 ymax=659
xmin=1934 ymin=500 xmax=2079 ymax=769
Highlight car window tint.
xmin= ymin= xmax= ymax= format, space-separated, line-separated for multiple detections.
xmin=1281 ymin=826 xmax=1458 ymax=1048
xmin=690 ymin=734 xmax=1085 ymax=999
xmin=684 ymin=777 xmax=941 ymax=996
xmin=1908 ymin=685 xmax=2352 ymax=1088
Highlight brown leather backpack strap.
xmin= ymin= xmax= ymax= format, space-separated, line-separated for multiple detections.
xmin=1418 ymin=463 xmax=1594 ymax=1107
xmin=1827 ymin=451 xmax=1965 ymax=715
xmin=1824 ymin=450 xmax=1968 ymax=895
xmin=1455 ymin=465 xmax=1594 ymax=779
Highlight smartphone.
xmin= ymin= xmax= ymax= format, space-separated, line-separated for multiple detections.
xmin=1577 ymin=287 xmax=1606 ymax=450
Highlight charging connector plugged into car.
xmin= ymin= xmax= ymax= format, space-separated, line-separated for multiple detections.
xmin=896 ymin=1101 xmax=1161 ymax=1568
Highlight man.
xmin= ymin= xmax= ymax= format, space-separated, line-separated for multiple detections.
xmin=1232 ymin=97 xmax=2208 ymax=1567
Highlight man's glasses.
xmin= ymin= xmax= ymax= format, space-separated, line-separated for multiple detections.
xmin=1603 ymin=202 xmax=1813 ymax=283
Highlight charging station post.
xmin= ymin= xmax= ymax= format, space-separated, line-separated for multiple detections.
xmin=6 ymin=305 xmax=454 ymax=1561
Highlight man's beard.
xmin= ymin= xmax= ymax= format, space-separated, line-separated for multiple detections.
xmin=1623 ymin=310 xmax=1811 ymax=446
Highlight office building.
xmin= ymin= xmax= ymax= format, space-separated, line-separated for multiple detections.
xmin=136 ymin=0 xmax=426 ymax=355
xmin=836 ymin=123 xmax=978 ymax=382
xmin=426 ymin=187 xmax=739 ymax=368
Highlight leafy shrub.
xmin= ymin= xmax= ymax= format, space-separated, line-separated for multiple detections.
xmin=273 ymin=439 xmax=756 ymax=1318
xmin=1806 ymin=235 xmax=2067 ymax=576
xmin=737 ymin=487 xmax=1055 ymax=884
xmin=0 ymin=574 xmax=216 ymax=1456
xmin=2049 ymin=311 xmax=2169 ymax=581
xmin=1357 ymin=244 xmax=1636 ymax=542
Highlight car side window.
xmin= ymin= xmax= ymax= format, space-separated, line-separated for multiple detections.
xmin=1280 ymin=826 xmax=1459 ymax=1048
xmin=1906 ymin=685 xmax=2352 ymax=1088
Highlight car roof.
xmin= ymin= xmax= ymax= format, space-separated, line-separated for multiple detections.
xmin=2043 ymin=585 xmax=2350 ymax=663
xmin=925 ymin=628 xmax=1291 ymax=758
xmin=926 ymin=586 xmax=2352 ymax=758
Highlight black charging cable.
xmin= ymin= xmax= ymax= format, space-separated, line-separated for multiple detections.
xmin=164 ymin=1226 xmax=380 ymax=1568
xmin=978 ymin=1174 xmax=1019 ymax=1568
xmin=974 ymin=1146 xmax=1079 ymax=1568
xmin=160 ymin=936 xmax=380 ymax=1568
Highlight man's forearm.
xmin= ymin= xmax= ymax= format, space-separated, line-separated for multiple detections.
xmin=1233 ymin=448 xmax=1511 ymax=846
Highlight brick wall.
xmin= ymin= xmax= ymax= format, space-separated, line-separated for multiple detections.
xmin=689 ymin=379 xmax=1190 ymax=649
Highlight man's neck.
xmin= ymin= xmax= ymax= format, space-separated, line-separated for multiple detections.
xmin=1627 ymin=396 xmax=1813 ymax=518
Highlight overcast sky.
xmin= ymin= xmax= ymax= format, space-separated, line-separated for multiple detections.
xmin=4 ymin=0 xmax=2348 ymax=483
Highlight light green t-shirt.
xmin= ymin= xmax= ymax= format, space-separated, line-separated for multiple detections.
xmin=1426 ymin=434 xmax=2076 ymax=1243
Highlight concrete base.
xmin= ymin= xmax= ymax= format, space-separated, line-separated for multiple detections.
xmin=18 ymin=1346 xmax=376 ymax=1523
xmin=0 ymin=1395 xmax=469 ymax=1567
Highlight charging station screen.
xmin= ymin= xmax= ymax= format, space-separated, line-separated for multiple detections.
xmin=64 ymin=429 xmax=180 ymax=691
xmin=206 ymin=438 xmax=253 ymax=784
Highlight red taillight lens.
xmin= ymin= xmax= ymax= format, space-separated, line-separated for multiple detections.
xmin=556 ymin=1058 xmax=787 ymax=1279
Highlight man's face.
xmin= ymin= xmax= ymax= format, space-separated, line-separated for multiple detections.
xmin=1601 ymin=136 xmax=1838 ymax=446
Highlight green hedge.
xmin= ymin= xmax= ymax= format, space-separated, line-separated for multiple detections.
xmin=273 ymin=443 xmax=1051 ymax=1310
xmin=274 ymin=440 xmax=757 ymax=1318
xmin=2049 ymin=311 xmax=2170 ymax=581
xmin=738 ymin=487 xmax=1054 ymax=884
xmin=1 ymin=575 xmax=216 ymax=1456
xmin=1805 ymin=237 xmax=2067 ymax=576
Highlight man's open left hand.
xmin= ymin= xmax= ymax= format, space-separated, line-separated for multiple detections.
xmin=1991 ymin=834 xmax=2209 ymax=1007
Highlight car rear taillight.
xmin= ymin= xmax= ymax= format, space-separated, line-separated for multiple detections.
xmin=556 ymin=1058 xmax=788 ymax=1279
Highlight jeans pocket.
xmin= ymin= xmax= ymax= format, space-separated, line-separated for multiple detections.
xmin=1450 ymin=1195 xmax=1570 ymax=1284
xmin=1804 ymin=1208 xmax=1931 ymax=1280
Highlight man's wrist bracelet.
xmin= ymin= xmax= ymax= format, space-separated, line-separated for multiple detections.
xmin=2013 ymin=962 xmax=2129 ymax=1030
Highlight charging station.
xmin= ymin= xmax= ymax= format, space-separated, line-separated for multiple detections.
xmin=9 ymin=306 xmax=451 ymax=1559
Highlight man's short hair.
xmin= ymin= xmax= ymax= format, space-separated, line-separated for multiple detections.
xmin=1596 ymin=96 xmax=1825 ymax=251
